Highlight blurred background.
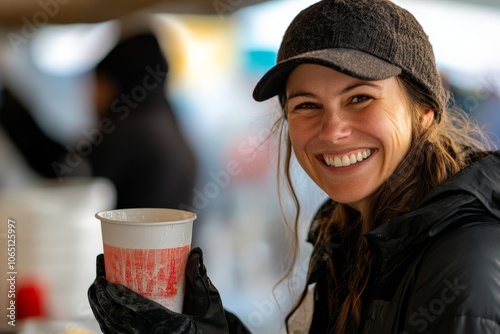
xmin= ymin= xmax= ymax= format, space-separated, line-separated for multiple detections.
xmin=0 ymin=0 xmax=499 ymax=333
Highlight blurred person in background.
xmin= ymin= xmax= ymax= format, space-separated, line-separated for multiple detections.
xmin=0 ymin=87 xmax=79 ymax=179
xmin=1 ymin=25 xmax=198 ymax=211
xmin=86 ymin=28 xmax=197 ymax=210
xmin=88 ymin=0 xmax=500 ymax=333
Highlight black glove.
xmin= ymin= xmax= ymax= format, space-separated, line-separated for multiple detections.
xmin=88 ymin=247 xmax=251 ymax=334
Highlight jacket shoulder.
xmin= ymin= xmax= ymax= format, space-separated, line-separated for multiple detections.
xmin=403 ymin=217 xmax=500 ymax=333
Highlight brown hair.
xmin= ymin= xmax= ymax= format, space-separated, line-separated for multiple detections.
xmin=273 ymin=74 xmax=492 ymax=333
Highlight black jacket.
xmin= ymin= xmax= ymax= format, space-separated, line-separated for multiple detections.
xmin=305 ymin=151 xmax=500 ymax=333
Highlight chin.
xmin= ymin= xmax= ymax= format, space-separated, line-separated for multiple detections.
xmin=325 ymin=187 xmax=374 ymax=211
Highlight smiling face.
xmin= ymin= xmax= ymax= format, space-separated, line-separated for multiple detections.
xmin=285 ymin=64 xmax=421 ymax=212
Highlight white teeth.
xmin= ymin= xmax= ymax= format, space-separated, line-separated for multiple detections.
xmin=357 ymin=152 xmax=363 ymax=162
xmin=324 ymin=149 xmax=372 ymax=167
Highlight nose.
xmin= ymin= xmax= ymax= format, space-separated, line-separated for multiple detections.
xmin=318 ymin=109 xmax=352 ymax=144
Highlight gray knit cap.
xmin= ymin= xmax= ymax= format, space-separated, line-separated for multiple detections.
xmin=252 ymin=0 xmax=446 ymax=121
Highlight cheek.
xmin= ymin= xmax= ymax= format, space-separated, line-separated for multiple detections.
xmin=287 ymin=123 xmax=313 ymax=171
xmin=384 ymin=115 xmax=413 ymax=171
xmin=288 ymin=121 xmax=306 ymax=150
xmin=380 ymin=107 xmax=413 ymax=148
xmin=395 ymin=114 xmax=413 ymax=148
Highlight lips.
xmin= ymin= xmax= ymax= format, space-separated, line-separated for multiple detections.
xmin=323 ymin=149 xmax=372 ymax=167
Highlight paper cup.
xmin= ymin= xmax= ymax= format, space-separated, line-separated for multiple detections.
xmin=95 ymin=208 xmax=196 ymax=313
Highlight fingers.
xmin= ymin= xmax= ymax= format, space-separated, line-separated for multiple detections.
xmin=187 ymin=247 xmax=203 ymax=275
xmin=202 ymin=273 xmax=226 ymax=321
xmin=90 ymin=253 xmax=192 ymax=333
xmin=190 ymin=248 xmax=223 ymax=311
xmin=88 ymin=277 xmax=123 ymax=334
xmin=106 ymin=283 xmax=192 ymax=332
xmin=90 ymin=253 xmax=117 ymax=332
xmin=225 ymin=310 xmax=251 ymax=334
xmin=107 ymin=283 xmax=166 ymax=314
xmin=87 ymin=282 xmax=102 ymax=324
xmin=90 ymin=278 xmax=197 ymax=334
xmin=183 ymin=247 xmax=225 ymax=323
xmin=105 ymin=283 xmax=159 ymax=331
xmin=96 ymin=254 xmax=105 ymax=277
xmin=183 ymin=247 xmax=208 ymax=315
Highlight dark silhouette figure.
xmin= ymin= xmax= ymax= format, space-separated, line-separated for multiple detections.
xmin=87 ymin=32 xmax=197 ymax=209
xmin=0 ymin=31 xmax=198 ymax=210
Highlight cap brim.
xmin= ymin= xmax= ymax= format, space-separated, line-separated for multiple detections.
xmin=253 ymin=48 xmax=402 ymax=102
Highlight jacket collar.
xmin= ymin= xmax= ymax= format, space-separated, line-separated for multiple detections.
xmin=365 ymin=151 xmax=500 ymax=271
xmin=308 ymin=151 xmax=500 ymax=275
xmin=368 ymin=151 xmax=500 ymax=237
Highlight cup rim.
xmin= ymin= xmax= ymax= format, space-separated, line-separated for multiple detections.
xmin=95 ymin=208 xmax=197 ymax=226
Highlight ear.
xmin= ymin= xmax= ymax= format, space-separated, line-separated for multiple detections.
xmin=421 ymin=107 xmax=434 ymax=129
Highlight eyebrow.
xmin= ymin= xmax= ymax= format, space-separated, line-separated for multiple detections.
xmin=287 ymin=81 xmax=383 ymax=100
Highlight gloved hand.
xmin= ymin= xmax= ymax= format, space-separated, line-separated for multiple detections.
xmin=87 ymin=247 xmax=251 ymax=334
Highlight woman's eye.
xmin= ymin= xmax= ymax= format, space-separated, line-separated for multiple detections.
xmin=351 ymin=95 xmax=372 ymax=103
xmin=293 ymin=102 xmax=318 ymax=110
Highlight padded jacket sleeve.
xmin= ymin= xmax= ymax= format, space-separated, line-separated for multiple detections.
xmin=401 ymin=220 xmax=500 ymax=334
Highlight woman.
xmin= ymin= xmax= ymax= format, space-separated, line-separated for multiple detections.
xmin=88 ymin=0 xmax=500 ymax=333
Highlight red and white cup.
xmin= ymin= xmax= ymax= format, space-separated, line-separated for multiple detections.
xmin=95 ymin=208 xmax=196 ymax=313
